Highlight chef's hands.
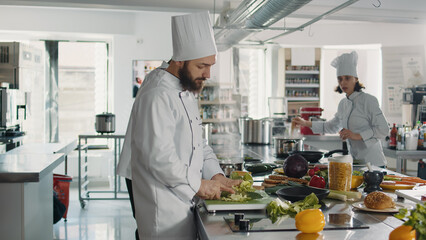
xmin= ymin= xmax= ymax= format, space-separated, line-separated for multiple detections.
xmin=292 ymin=117 xmax=312 ymax=128
xmin=212 ymin=173 xmax=243 ymax=189
xmin=339 ymin=128 xmax=362 ymax=141
xmin=196 ymin=179 xmax=236 ymax=200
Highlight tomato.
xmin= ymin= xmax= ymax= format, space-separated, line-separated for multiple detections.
xmin=308 ymin=169 xmax=316 ymax=177
xmin=309 ymin=175 xmax=326 ymax=188
xmin=389 ymin=225 xmax=416 ymax=240
xmin=295 ymin=209 xmax=326 ymax=233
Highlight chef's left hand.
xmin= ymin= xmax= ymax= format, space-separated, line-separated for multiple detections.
xmin=211 ymin=173 xmax=242 ymax=188
xmin=339 ymin=128 xmax=362 ymax=141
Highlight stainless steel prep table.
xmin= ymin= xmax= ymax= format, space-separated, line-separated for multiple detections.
xmin=383 ymin=147 xmax=426 ymax=174
xmin=196 ymin=144 xmax=414 ymax=240
xmin=6 ymin=139 xmax=78 ymax=174
xmin=0 ymin=153 xmax=65 ymax=240
xmin=78 ymin=134 xmax=127 ymax=208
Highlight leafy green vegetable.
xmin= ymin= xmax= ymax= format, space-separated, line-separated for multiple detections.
xmin=352 ymin=170 xmax=364 ymax=176
xmin=230 ymin=172 xmax=253 ymax=183
xmin=266 ymin=193 xmax=321 ymax=223
xmin=220 ymin=180 xmax=256 ymax=202
xmin=383 ymin=175 xmax=402 ymax=181
xmin=394 ymin=202 xmax=426 ymax=240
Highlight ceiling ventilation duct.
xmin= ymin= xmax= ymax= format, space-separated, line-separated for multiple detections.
xmin=215 ymin=0 xmax=312 ymax=51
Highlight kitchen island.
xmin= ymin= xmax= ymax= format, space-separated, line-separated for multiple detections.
xmin=196 ymin=144 xmax=416 ymax=240
xmin=0 ymin=153 xmax=65 ymax=240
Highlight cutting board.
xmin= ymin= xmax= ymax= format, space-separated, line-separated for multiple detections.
xmin=203 ymin=191 xmax=276 ymax=212
xmin=395 ymin=188 xmax=426 ymax=204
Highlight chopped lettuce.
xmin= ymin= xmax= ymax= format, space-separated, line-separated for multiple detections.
xmin=220 ymin=180 xmax=257 ymax=202
xmin=266 ymin=193 xmax=321 ymax=223
xmin=230 ymin=172 xmax=253 ymax=183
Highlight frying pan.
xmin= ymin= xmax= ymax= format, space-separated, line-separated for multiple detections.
xmin=290 ymin=149 xmax=348 ymax=163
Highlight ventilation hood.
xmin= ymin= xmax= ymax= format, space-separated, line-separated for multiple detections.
xmin=214 ymin=0 xmax=360 ymax=51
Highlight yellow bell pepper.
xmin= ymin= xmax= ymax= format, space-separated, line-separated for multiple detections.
xmin=295 ymin=209 xmax=326 ymax=233
xmin=351 ymin=175 xmax=364 ymax=189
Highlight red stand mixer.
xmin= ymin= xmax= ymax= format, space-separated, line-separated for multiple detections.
xmin=300 ymin=107 xmax=323 ymax=135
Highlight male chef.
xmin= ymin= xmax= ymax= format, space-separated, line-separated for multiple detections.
xmin=117 ymin=11 xmax=241 ymax=239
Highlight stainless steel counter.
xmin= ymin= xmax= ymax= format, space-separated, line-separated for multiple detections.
xmin=0 ymin=153 xmax=65 ymax=182
xmin=196 ymin=144 xmax=415 ymax=240
xmin=0 ymin=152 xmax=66 ymax=239
xmin=7 ymin=140 xmax=77 ymax=155
xmin=6 ymin=140 xmax=77 ymax=174
xmin=383 ymin=147 xmax=426 ymax=173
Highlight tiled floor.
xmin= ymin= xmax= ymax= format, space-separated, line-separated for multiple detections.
xmin=53 ymin=186 xmax=137 ymax=240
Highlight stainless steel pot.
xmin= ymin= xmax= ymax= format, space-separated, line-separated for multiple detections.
xmin=251 ymin=118 xmax=272 ymax=144
xmin=238 ymin=117 xmax=252 ymax=144
xmin=273 ymin=137 xmax=304 ymax=158
xmin=95 ymin=113 xmax=116 ymax=134
xmin=218 ymin=158 xmax=243 ymax=177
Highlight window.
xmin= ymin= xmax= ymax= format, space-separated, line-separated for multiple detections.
xmin=58 ymin=42 xmax=109 ymax=142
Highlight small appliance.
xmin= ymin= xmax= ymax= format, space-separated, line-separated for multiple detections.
xmin=299 ymin=107 xmax=323 ymax=135
xmin=402 ymin=84 xmax=426 ymax=127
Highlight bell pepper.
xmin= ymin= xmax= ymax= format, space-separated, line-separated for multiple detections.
xmin=309 ymin=175 xmax=326 ymax=188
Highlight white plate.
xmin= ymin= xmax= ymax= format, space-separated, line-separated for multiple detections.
xmin=351 ymin=201 xmax=412 ymax=213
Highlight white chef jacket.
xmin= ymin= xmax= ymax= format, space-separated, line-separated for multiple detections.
xmin=117 ymin=61 xmax=170 ymax=180
xmin=119 ymin=63 xmax=223 ymax=239
xmin=312 ymin=91 xmax=389 ymax=166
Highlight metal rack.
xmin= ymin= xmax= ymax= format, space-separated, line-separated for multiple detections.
xmin=78 ymin=134 xmax=127 ymax=208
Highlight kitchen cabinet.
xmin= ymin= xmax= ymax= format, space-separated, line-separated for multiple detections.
xmin=0 ymin=153 xmax=65 ymax=240
xmin=280 ymin=48 xmax=321 ymax=118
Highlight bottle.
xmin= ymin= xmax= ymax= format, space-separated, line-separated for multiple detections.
xmin=389 ymin=123 xmax=397 ymax=149
xmin=420 ymin=122 xmax=426 ymax=149
xmin=397 ymin=124 xmax=404 ymax=150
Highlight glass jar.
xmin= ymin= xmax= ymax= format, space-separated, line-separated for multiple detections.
xmin=328 ymin=155 xmax=353 ymax=191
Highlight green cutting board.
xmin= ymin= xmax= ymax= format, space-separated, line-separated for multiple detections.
xmin=203 ymin=191 xmax=276 ymax=212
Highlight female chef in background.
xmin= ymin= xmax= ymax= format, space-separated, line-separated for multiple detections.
xmin=292 ymin=51 xmax=389 ymax=167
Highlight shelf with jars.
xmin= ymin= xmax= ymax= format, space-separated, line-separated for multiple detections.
xmin=279 ymin=48 xmax=321 ymax=117
xmin=199 ymin=81 xmax=237 ymax=124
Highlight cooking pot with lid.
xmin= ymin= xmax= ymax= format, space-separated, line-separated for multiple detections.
xmin=273 ymin=137 xmax=304 ymax=158
xmin=251 ymin=118 xmax=272 ymax=144
xmin=95 ymin=113 xmax=116 ymax=134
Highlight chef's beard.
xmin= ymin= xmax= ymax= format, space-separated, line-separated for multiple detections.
xmin=179 ymin=62 xmax=206 ymax=93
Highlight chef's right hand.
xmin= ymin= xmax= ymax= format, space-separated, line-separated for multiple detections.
xmin=292 ymin=117 xmax=312 ymax=128
xmin=196 ymin=179 xmax=235 ymax=200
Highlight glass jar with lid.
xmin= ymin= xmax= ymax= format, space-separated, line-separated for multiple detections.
xmin=328 ymin=155 xmax=353 ymax=191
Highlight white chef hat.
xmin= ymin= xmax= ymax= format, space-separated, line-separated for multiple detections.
xmin=171 ymin=11 xmax=217 ymax=61
xmin=331 ymin=51 xmax=358 ymax=77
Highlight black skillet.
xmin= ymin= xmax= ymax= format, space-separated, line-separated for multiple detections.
xmin=289 ymin=149 xmax=348 ymax=163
